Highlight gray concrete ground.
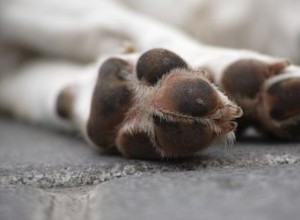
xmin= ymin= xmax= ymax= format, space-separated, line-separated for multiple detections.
xmin=1 ymin=118 xmax=300 ymax=220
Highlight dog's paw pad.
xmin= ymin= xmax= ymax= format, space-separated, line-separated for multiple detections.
xmin=136 ymin=48 xmax=188 ymax=85
xmin=154 ymin=72 xmax=219 ymax=117
xmin=87 ymin=58 xmax=133 ymax=147
xmin=116 ymin=130 xmax=160 ymax=159
xmin=153 ymin=115 xmax=214 ymax=157
xmin=222 ymin=59 xmax=268 ymax=100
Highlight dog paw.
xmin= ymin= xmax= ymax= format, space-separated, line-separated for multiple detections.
xmin=86 ymin=48 xmax=242 ymax=159
xmin=257 ymin=68 xmax=300 ymax=139
xmin=220 ymin=58 xmax=300 ymax=140
xmin=220 ymin=58 xmax=289 ymax=134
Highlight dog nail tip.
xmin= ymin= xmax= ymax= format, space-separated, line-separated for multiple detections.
xmin=235 ymin=107 xmax=243 ymax=118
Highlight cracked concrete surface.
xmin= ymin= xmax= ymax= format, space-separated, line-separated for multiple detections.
xmin=1 ymin=118 xmax=300 ymax=220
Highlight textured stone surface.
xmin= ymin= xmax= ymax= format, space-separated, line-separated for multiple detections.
xmin=1 ymin=119 xmax=300 ymax=188
xmin=88 ymin=165 xmax=300 ymax=220
xmin=0 ymin=186 xmax=53 ymax=220
xmin=2 ymin=167 xmax=300 ymax=220
xmin=1 ymin=118 xmax=300 ymax=220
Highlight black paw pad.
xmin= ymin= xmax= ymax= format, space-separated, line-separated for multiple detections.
xmin=153 ymin=116 xmax=214 ymax=157
xmin=155 ymin=74 xmax=218 ymax=117
xmin=222 ymin=59 xmax=269 ymax=100
xmin=136 ymin=48 xmax=188 ymax=85
xmin=267 ymin=78 xmax=300 ymax=121
xmin=116 ymin=131 xmax=159 ymax=159
xmin=87 ymin=58 xmax=133 ymax=148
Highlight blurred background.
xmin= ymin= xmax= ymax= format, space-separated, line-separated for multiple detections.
xmin=1 ymin=0 xmax=300 ymax=72
xmin=122 ymin=0 xmax=300 ymax=63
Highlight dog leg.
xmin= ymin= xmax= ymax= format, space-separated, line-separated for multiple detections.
xmin=0 ymin=59 xmax=97 ymax=131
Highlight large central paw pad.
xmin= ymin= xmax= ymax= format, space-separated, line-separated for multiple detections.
xmin=154 ymin=71 xmax=219 ymax=117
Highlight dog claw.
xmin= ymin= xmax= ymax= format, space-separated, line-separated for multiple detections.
xmin=220 ymin=121 xmax=238 ymax=133
xmin=233 ymin=107 xmax=243 ymax=118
